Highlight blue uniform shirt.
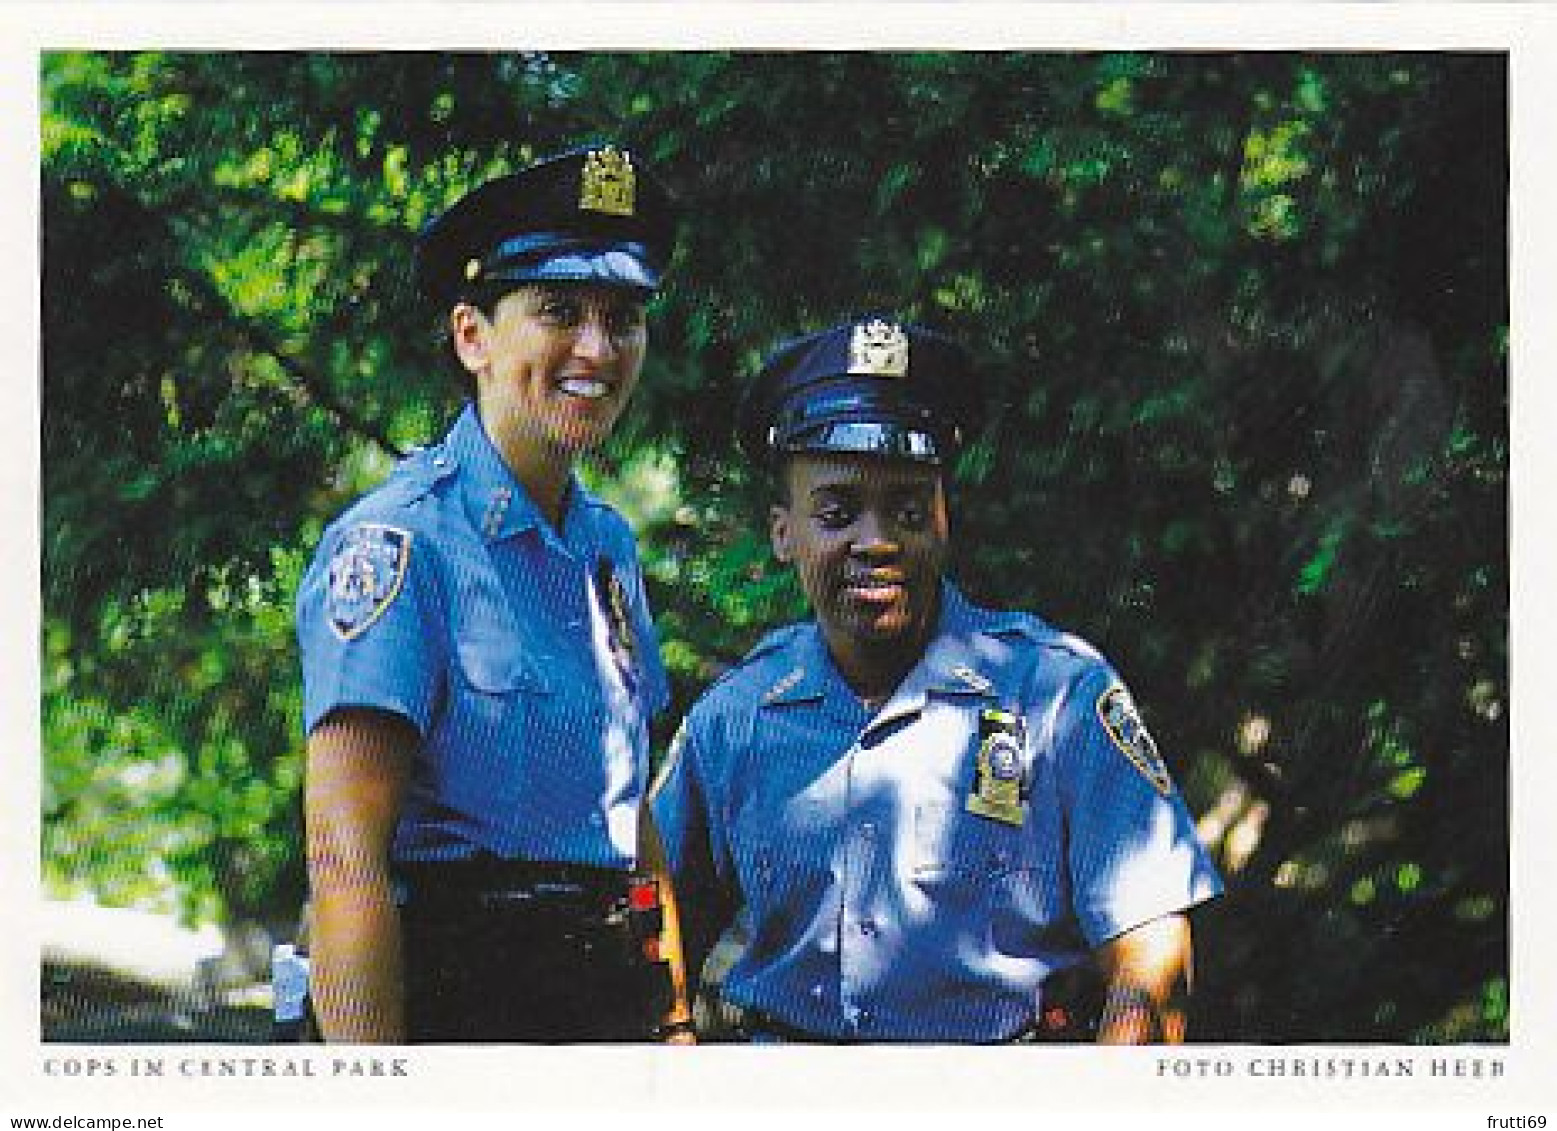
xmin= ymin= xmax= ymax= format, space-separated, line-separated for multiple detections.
xmin=652 ymin=583 xmax=1222 ymax=1042
xmin=297 ymin=403 xmax=669 ymax=869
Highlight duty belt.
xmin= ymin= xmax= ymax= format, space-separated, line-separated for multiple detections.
xmin=737 ymin=1009 xmax=852 ymax=1045
xmin=738 ymin=1007 xmax=1053 ymax=1045
xmin=394 ymin=855 xmax=660 ymax=935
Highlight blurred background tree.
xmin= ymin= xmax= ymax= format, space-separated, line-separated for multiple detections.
xmin=40 ymin=50 xmax=1506 ymax=1042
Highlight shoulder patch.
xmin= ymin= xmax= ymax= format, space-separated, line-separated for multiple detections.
xmin=1095 ymin=684 xmax=1173 ymax=796
xmin=325 ymin=523 xmax=412 ymax=641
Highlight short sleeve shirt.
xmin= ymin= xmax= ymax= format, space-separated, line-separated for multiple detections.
xmin=297 ymin=403 xmax=669 ymax=869
xmin=652 ymin=583 xmax=1222 ymax=1042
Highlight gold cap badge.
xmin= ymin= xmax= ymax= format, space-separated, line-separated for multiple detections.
xmin=579 ymin=146 xmax=636 ymax=217
xmin=848 ymin=319 xmax=910 ymax=378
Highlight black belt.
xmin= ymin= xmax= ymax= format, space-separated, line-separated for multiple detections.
xmin=738 ymin=1007 xmax=1044 ymax=1045
xmin=738 ymin=1009 xmax=850 ymax=1044
xmin=394 ymin=855 xmax=635 ymax=922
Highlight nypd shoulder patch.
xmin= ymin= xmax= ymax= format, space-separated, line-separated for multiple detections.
xmin=1095 ymin=684 xmax=1173 ymax=796
xmin=325 ymin=523 xmax=412 ymax=642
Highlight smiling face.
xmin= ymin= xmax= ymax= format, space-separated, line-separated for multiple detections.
xmin=453 ymin=282 xmax=648 ymax=465
xmin=770 ymin=453 xmax=950 ymax=697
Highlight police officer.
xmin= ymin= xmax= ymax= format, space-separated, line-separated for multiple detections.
xmin=297 ymin=144 xmax=693 ymax=1043
xmin=651 ymin=318 xmax=1224 ymax=1043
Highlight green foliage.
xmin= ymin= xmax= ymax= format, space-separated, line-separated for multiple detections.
xmin=41 ymin=51 xmax=1506 ymax=1041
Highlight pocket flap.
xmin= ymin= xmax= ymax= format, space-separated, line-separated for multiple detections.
xmin=454 ymin=635 xmax=551 ymax=694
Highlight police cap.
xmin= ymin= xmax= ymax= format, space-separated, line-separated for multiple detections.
xmin=414 ymin=144 xmax=676 ymax=308
xmin=738 ymin=318 xmax=980 ymax=466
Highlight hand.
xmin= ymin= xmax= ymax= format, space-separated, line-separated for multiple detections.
xmin=656 ymin=1017 xmax=697 ymax=1045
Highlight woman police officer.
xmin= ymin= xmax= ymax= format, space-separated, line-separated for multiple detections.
xmin=296 ymin=145 xmax=692 ymax=1043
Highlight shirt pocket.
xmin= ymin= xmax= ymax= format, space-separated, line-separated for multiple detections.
xmin=912 ymin=799 xmax=1036 ymax=883
xmin=453 ymin=632 xmax=551 ymax=694
xmin=442 ymin=625 xmax=552 ymax=739
xmin=913 ymin=799 xmax=1063 ymax=945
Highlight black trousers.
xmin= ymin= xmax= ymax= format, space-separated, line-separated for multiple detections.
xmin=397 ymin=859 xmax=671 ymax=1043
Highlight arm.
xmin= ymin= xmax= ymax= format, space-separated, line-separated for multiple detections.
xmin=648 ymin=720 xmax=738 ymax=1023
xmin=1093 ymin=912 xmax=1194 ymax=1044
xmin=304 ymin=707 xmax=414 ymax=1043
xmin=637 ymin=801 xmax=696 ymax=1044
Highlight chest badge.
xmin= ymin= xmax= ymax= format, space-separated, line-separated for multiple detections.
xmin=325 ymin=523 xmax=412 ymax=641
xmin=966 ymin=708 xmax=1028 ymax=827
xmin=596 ymin=556 xmax=638 ymax=684
xmin=1097 ymin=684 xmax=1173 ymax=796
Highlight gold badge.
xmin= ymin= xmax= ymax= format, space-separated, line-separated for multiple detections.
xmin=464 ymin=257 xmax=483 ymax=282
xmin=966 ymin=709 xmax=1028 ymax=827
xmin=579 ymin=146 xmax=636 ymax=217
xmin=847 ymin=319 xmax=910 ymax=378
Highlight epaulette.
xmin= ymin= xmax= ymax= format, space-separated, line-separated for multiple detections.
xmin=740 ymin=623 xmax=808 ymax=666
xmin=981 ymin=608 xmax=1047 ymax=643
xmin=329 ymin=444 xmax=456 ymax=532
xmin=388 ymin=443 xmax=459 ymax=505
xmin=696 ymin=623 xmax=808 ymax=699
xmin=1038 ymin=626 xmax=1106 ymax=665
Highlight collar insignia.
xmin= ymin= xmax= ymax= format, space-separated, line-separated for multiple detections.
xmin=762 ymin=666 xmax=807 ymax=704
xmin=950 ymin=664 xmax=994 ymax=695
xmin=580 ymin=146 xmax=636 ymax=217
xmin=481 ymin=487 xmax=513 ymax=539
xmin=848 ymin=319 xmax=910 ymax=378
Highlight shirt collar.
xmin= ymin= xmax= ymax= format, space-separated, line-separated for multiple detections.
xmin=757 ymin=582 xmax=1001 ymax=717
xmin=866 ymin=583 xmax=999 ymax=731
xmin=442 ymin=402 xmax=600 ymax=545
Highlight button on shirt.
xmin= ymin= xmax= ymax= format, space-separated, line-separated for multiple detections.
xmin=297 ymin=403 xmax=669 ymax=869
xmin=652 ymin=584 xmax=1222 ymax=1042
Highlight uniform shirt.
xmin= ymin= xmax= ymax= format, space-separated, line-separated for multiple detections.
xmin=297 ymin=403 xmax=669 ymax=870
xmin=652 ymin=583 xmax=1222 ymax=1042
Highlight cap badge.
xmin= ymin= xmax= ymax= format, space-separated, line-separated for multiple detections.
xmin=848 ymin=319 xmax=910 ymax=378
xmin=580 ymin=146 xmax=636 ymax=218
xmin=463 ymin=257 xmax=483 ymax=282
